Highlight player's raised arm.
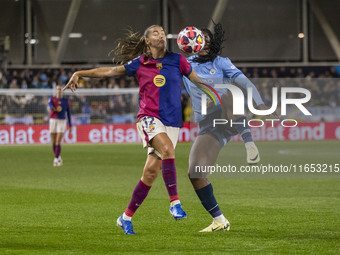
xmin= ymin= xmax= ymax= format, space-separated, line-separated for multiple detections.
xmin=63 ymin=65 xmax=127 ymax=92
xmin=233 ymin=74 xmax=280 ymax=119
xmin=186 ymin=70 xmax=204 ymax=89
xmin=187 ymin=70 xmax=221 ymax=107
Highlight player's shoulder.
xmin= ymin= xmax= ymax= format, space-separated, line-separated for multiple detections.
xmin=215 ymin=56 xmax=237 ymax=70
xmin=165 ymin=51 xmax=182 ymax=61
xmin=166 ymin=51 xmax=190 ymax=66
xmin=215 ymin=56 xmax=231 ymax=64
xmin=186 ymin=55 xmax=196 ymax=63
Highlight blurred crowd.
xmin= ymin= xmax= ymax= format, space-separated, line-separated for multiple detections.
xmin=0 ymin=67 xmax=138 ymax=89
xmin=0 ymin=67 xmax=139 ymax=124
xmin=240 ymin=66 xmax=340 ymax=108
xmin=0 ymin=66 xmax=340 ymax=124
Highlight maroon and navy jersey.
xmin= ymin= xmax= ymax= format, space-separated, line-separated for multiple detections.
xmin=49 ymin=96 xmax=72 ymax=127
xmin=124 ymin=51 xmax=192 ymax=127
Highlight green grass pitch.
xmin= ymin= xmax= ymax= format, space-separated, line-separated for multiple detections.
xmin=0 ymin=141 xmax=339 ymax=254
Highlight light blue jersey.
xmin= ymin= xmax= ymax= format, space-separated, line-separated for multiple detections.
xmin=183 ymin=56 xmax=264 ymax=122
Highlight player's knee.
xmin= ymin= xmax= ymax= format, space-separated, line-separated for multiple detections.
xmin=188 ymin=162 xmax=209 ymax=181
xmin=189 ymin=177 xmax=210 ymax=189
xmin=160 ymin=145 xmax=175 ymax=159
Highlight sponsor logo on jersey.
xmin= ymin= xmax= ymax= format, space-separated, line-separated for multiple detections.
xmin=153 ymin=74 xmax=166 ymax=87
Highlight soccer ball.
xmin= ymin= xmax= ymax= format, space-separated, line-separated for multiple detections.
xmin=177 ymin=26 xmax=205 ymax=55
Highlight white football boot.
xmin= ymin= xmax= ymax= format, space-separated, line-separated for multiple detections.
xmin=53 ymin=158 xmax=59 ymax=167
xmin=58 ymin=156 xmax=63 ymax=166
xmin=199 ymin=219 xmax=230 ymax=232
xmin=245 ymin=142 xmax=260 ymax=165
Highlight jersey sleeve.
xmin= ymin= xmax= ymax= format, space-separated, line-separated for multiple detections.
xmin=179 ymin=54 xmax=192 ymax=77
xmin=234 ymin=74 xmax=264 ymax=106
xmin=219 ymin=57 xmax=242 ymax=79
xmin=124 ymin=56 xmax=141 ymax=76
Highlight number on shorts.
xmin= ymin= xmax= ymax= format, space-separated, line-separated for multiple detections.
xmin=143 ymin=117 xmax=155 ymax=128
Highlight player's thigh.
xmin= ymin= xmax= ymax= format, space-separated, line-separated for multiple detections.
xmin=136 ymin=116 xmax=166 ymax=149
xmin=136 ymin=116 xmax=178 ymax=159
xmin=165 ymin=126 xmax=180 ymax=149
xmin=147 ymin=127 xmax=179 ymax=159
xmin=189 ymin=133 xmax=221 ymax=174
xmin=150 ymin=133 xmax=175 ymax=159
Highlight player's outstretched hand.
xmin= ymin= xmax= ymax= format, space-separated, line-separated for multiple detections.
xmin=63 ymin=73 xmax=79 ymax=92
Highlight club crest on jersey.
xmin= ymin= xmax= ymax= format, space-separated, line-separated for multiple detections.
xmin=153 ymin=74 xmax=166 ymax=87
xmin=156 ymin=63 xmax=163 ymax=70
xmin=149 ymin=124 xmax=155 ymax=132
xmin=210 ymin=68 xmax=216 ymax=74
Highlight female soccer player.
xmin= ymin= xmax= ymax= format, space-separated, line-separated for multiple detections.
xmin=183 ymin=23 xmax=279 ymax=232
xmin=49 ymin=85 xmax=72 ymax=166
xmin=64 ymin=25 xmax=214 ymax=235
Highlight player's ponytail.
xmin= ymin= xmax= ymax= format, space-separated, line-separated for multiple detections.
xmin=110 ymin=25 xmax=162 ymax=64
xmin=193 ymin=22 xmax=225 ymax=63
xmin=110 ymin=28 xmax=147 ymax=64
xmin=212 ymin=22 xmax=225 ymax=56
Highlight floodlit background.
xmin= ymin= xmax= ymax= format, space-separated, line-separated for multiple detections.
xmin=2 ymin=0 xmax=340 ymax=64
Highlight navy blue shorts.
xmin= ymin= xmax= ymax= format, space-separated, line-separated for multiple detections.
xmin=198 ymin=109 xmax=238 ymax=147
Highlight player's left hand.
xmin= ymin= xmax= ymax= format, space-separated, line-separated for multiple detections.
xmin=63 ymin=73 xmax=79 ymax=92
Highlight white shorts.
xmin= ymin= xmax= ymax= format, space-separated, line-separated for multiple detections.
xmin=49 ymin=118 xmax=67 ymax=133
xmin=136 ymin=116 xmax=179 ymax=158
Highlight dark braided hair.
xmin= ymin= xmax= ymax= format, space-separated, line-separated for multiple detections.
xmin=193 ymin=22 xmax=225 ymax=63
